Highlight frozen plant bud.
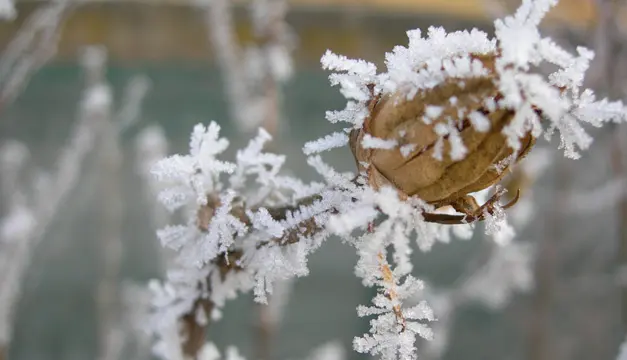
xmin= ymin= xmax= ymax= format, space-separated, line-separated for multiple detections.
xmin=350 ymin=55 xmax=537 ymax=221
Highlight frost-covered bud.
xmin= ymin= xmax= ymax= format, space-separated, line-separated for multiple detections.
xmin=349 ymin=54 xmax=536 ymax=210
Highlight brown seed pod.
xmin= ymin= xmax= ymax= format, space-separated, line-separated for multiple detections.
xmin=349 ymin=54 xmax=537 ymax=223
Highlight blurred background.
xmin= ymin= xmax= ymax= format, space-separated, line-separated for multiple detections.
xmin=0 ymin=0 xmax=626 ymax=359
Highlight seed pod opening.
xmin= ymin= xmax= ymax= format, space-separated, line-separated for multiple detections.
xmin=349 ymin=53 xmax=537 ymax=209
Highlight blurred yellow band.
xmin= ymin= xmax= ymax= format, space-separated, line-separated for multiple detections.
xmin=14 ymin=0 xmax=599 ymax=26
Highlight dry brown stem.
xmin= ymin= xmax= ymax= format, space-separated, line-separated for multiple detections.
xmin=378 ymin=252 xmax=407 ymax=332
xmin=255 ymin=304 xmax=274 ymax=360
xmin=181 ymin=298 xmax=214 ymax=358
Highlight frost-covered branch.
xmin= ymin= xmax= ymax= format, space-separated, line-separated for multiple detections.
xmin=0 ymin=0 xmax=74 ymax=109
xmin=136 ymin=125 xmax=172 ymax=271
xmin=81 ymin=46 xmax=125 ymax=360
xmin=202 ymin=0 xmax=247 ymax=130
xmin=353 ymin=251 xmax=435 ymax=359
xmin=172 ymin=189 xmax=327 ymax=358
xmin=203 ymin=2 xmax=295 ymax=351
xmin=117 ymin=75 xmax=151 ymax=133
xmin=203 ymin=0 xmax=293 ymax=133
xmin=146 ymin=1 xmax=627 ymax=359
xmin=0 ymin=42 xmax=108 ymax=358
xmin=0 ymin=141 xmax=34 ymax=360
xmin=147 ymin=124 xmax=335 ymax=359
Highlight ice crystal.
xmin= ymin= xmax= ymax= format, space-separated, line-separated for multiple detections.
xmin=353 ymin=271 xmax=435 ymax=360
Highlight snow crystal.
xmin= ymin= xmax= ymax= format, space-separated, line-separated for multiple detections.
xmin=361 ymin=134 xmax=398 ymax=150
xmin=302 ymin=131 xmax=349 ymax=155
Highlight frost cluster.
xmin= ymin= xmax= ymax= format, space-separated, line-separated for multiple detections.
xmin=148 ymin=123 xmax=335 ymax=357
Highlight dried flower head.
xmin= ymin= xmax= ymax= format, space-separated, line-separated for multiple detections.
xmin=349 ymin=54 xmax=536 ymax=221
xmin=307 ymin=0 xmax=627 ymax=224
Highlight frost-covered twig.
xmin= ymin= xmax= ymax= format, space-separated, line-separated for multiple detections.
xmin=160 ymin=188 xmax=328 ymax=358
xmin=0 ymin=0 xmax=74 ymax=109
xmin=135 ymin=125 xmax=172 ymax=269
xmin=203 ymin=1 xmax=295 ymax=350
xmin=0 ymin=42 xmax=107 ymax=358
xmin=353 ymin=250 xmax=435 ymax=360
xmin=86 ymin=51 xmax=153 ymax=360
xmin=147 ymin=1 xmax=627 ymax=359
xmin=117 ymin=75 xmax=151 ymax=133
xmin=79 ymin=46 xmax=126 ymax=360
xmin=246 ymin=0 xmax=293 ymax=135
xmin=0 ymin=141 xmax=33 ymax=360
xmin=136 ymin=126 xmax=169 ymax=216
xmin=202 ymin=0 xmax=248 ymax=130
xmin=247 ymin=1 xmax=295 ymax=353
xmin=126 ymin=126 xmax=172 ymax=360
xmin=147 ymin=125 xmax=334 ymax=358
xmin=203 ymin=0 xmax=293 ymax=133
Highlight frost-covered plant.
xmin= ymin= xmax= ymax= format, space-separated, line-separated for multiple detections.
xmin=146 ymin=1 xmax=627 ymax=359
xmin=0 ymin=44 xmax=112 ymax=358
xmin=203 ymin=0 xmax=293 ymax=133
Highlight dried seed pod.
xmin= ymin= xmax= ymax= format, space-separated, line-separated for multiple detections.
xmin=350 ymin=54 xmax=536 ymax=219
